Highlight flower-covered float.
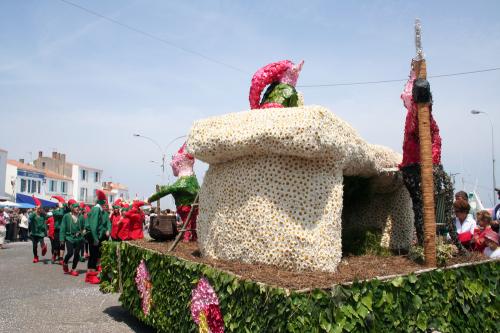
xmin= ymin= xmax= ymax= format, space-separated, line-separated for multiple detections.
xmin=100 ymin=51 xmax=499 ymax=332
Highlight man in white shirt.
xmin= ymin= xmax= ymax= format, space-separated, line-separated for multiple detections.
xmin=448 ymin=200 xmax=476 ymax=248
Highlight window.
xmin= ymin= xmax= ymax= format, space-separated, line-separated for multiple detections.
xmin=20 ymin=179 xmax=26 ymax=192
xmin=49 ymin=180 xmax=57 ymax=192
xmin=42 ymin=162 xmax=46 ymax=169
xmin=81 ymin=169 xmax=87 ymax=181
xmin=80 ymin=188 xmax=87 ymax=202
xmin=60 ymin=181 xmax=67 ymax=194
xmin=37 ymin=181 xmax=41 ymax=194
xmin=94 ymin=172 xmax=99 ymax=183
xmin=31 ymin=180 xmax=37 ymax=193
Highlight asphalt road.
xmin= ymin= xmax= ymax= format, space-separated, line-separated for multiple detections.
xmin=0 ymin=241 xmax=155 ymax=333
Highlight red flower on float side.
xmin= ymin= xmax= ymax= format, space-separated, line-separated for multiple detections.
xmin=191 ymin=278 xmax=224 ymax=333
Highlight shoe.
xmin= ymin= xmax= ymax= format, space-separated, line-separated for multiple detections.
xmin=41 ymin=244 xmax=47 ymax=256
xmin=51 ymin=255 xmax=56 ymax=263
xmin=63 ymin=263 xmax=69 ymax=273
xmin=59 ymin=259 xmax=64 ymax=265
xmin=33 ymin=257 xmax=39 ymax=263
xmin=70 ymin=270 xmax=79 ymax=277
xmin=85 ymin=271 xmax=100 ymax=284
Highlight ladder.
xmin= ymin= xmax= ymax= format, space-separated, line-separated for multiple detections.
xmin=168 ymin=193 xmax=199 ymax=252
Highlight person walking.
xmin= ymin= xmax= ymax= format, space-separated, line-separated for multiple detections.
xmin=60 ymin=202 xmax=85 ymax=276
xmin=84 ymin=190 xmax=108 ymax=284
xmin=29 ymin=197 xmax=48 ymax=263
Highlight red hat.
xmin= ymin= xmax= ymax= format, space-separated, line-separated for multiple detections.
xmin=32 ymin=196 xmax=41 ymax=207
xmin=132 ymin=200 xmax=146 ymax=208
xmin=177 ymin=143 xmax=194 ymax=160
xmin=79 ymin=202 xmax=85 ymax=208
xmin=96 ymin=189 xmax=107 ymax=204
xmin=67 ymin=199 xmax=77 ymax=206
xmin=51 ymin=195 xmax=66 ymax=204
xmin=122 ymin=202 xmax=130 ymax=208
xmin=85 ymin=206 xmax=91 ymax=213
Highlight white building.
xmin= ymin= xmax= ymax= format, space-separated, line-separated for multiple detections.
xmin=71 ymin=163 xmax=103 ymax=204
xmin=102 ymin=182 xmax=130 ymax=203
xmin=0 ymin=148 xmax=7 ymax=198
xmin=6 ymin=159 xmax=45 ymax=199
xmin=44 ymin=170 xmax=73 ymax=202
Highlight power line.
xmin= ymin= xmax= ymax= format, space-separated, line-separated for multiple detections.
xmin=57 ymin=1 xmax=499 ymax=88
xmin=298 ymin=67 xmax=500 ymax=88
xmin=58 ymin=0 xmax=247 ymax=74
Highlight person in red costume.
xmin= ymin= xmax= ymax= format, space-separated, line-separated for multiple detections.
xmin=117 ymin=204 xmax=131 ymax=241
xmin=126 ymin=201 xmax=145 ymax=240
xmin=45 ymin=212 xmax=56 ymax=263
xmin=110 ymin=199 xmax=122 ymax=241
xmin=399 ymin=60 xmax=460 ymax=249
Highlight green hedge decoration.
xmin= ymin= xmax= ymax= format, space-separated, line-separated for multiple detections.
xmin=100 ymin=241 xmax=500 ymax=333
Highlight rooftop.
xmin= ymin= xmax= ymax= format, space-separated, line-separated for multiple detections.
xmin=44 ymin=169 xmax=72 ymax=181
xmin=7 ymin=159 xmax=44 ymax=173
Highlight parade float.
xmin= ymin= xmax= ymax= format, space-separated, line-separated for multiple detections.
xmin=100 ymin=21 xmax=499 ymax=332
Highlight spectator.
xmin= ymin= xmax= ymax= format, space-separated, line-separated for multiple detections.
xmin=472 ymin=210 xmax=492 ymax=252
xmin=493 ymin=188 xmax=500 ymax=222
xmin=483 ymin=230 xmax=500 ymax=259
xmin=454 ymin=191 xmax=468 ymax=202
xmin=3 ymin=208 xmax=11 ymax=243
xmin=19 ymin=209 xmax=29 ymax=242
xmin=7 ymin=208 xmax=20 ymax=242
xmin=0 ymin=208 xmax=7 ymax=249
xmin=449 ymin=200 xmax=476 ymax=248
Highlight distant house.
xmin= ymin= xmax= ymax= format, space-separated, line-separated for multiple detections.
xmin=102 ymin=181 xmax=130 ymax=203
xmin=34 ymin=151 xmax=103 ymax=204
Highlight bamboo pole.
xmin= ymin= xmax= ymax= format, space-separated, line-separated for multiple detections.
xmin=414 ymin=59 xmax=437 ymax=267
xmin=168 ymin=193 xmax=199 ymax=252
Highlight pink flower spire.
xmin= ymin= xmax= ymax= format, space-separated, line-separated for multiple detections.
xmin=249 ymin=60 xmax=304 ymax=109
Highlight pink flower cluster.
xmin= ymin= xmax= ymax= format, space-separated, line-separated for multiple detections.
xmin=399 ymin=69 xmax=442 ymax=169
xmin=249 ymin=60 xmax=303 ymax=110
xmin=135 ymin=259 xmax=152 ymax=316
xmin=170 ymin=142 xmax=195 ymax=177
xmin=191 ymin=278 xmax=224 ymax=333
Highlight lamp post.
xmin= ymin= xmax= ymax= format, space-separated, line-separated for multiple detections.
xmin=471 ymin=110 xmax=496 ymax=206
xmin=133 ymin=133 xmax=166 ymax=182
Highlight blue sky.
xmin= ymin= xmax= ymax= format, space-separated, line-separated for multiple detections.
xmin=1 ymin=1 xmax=499 ymax=207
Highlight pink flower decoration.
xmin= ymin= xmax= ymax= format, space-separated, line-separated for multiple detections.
xmin=135 ymin=259 xmax=153 ymax=316
xmin=191 ymin=278 xmax=224 ymax=333
xmin=249 ymin=60 xmax=304 ymax=110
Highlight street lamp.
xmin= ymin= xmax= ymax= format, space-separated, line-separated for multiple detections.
xmin=133 ymin=133 xmax=166 ymax=182
xmin=470 ymin=110 xmax=496 ymax=206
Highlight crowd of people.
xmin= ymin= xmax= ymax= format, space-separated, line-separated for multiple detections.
xmin=0 ymin=191 xmax=148 ymax=284
xmin=450 ymin=190 xmax=500 ymax=259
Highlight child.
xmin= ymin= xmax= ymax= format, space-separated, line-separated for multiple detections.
xmin=29 ymin=198 xmax=47 ymax=263
xmin=45 ymin=211 xmax=57 ymax=263
xmin=483 ymin=230 xmax=500 ymax=259
xmin=60 ymin=202 xmax=85 ymax=276
xmin=471 ymin=210 xmax=493 ymax=252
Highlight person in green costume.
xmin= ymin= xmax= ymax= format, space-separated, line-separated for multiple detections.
xmin=148 ymin=143 xmax=199 ymax=242
xmin=84 ymin=190 xmax=109 ymax=284
xmin=60 ymin=202 xmax=85 ymax=276
xmin=29 ymin=197 xmax=47 ymax=263
xmin=51 ymin=196 xmax=72 ymax=264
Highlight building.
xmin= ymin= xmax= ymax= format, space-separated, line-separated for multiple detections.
xmin=44 ymin=169 xmax=73 ymax=201
xmin=71 ymin=162 xmax=103 ymax=203
xmin=34 ymin=151 xmax=123 ymax=204
xmin=0 ymin=148 xmax=7 ymax=198
xmin=102 ymin=181 xmax=130 ymax=203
